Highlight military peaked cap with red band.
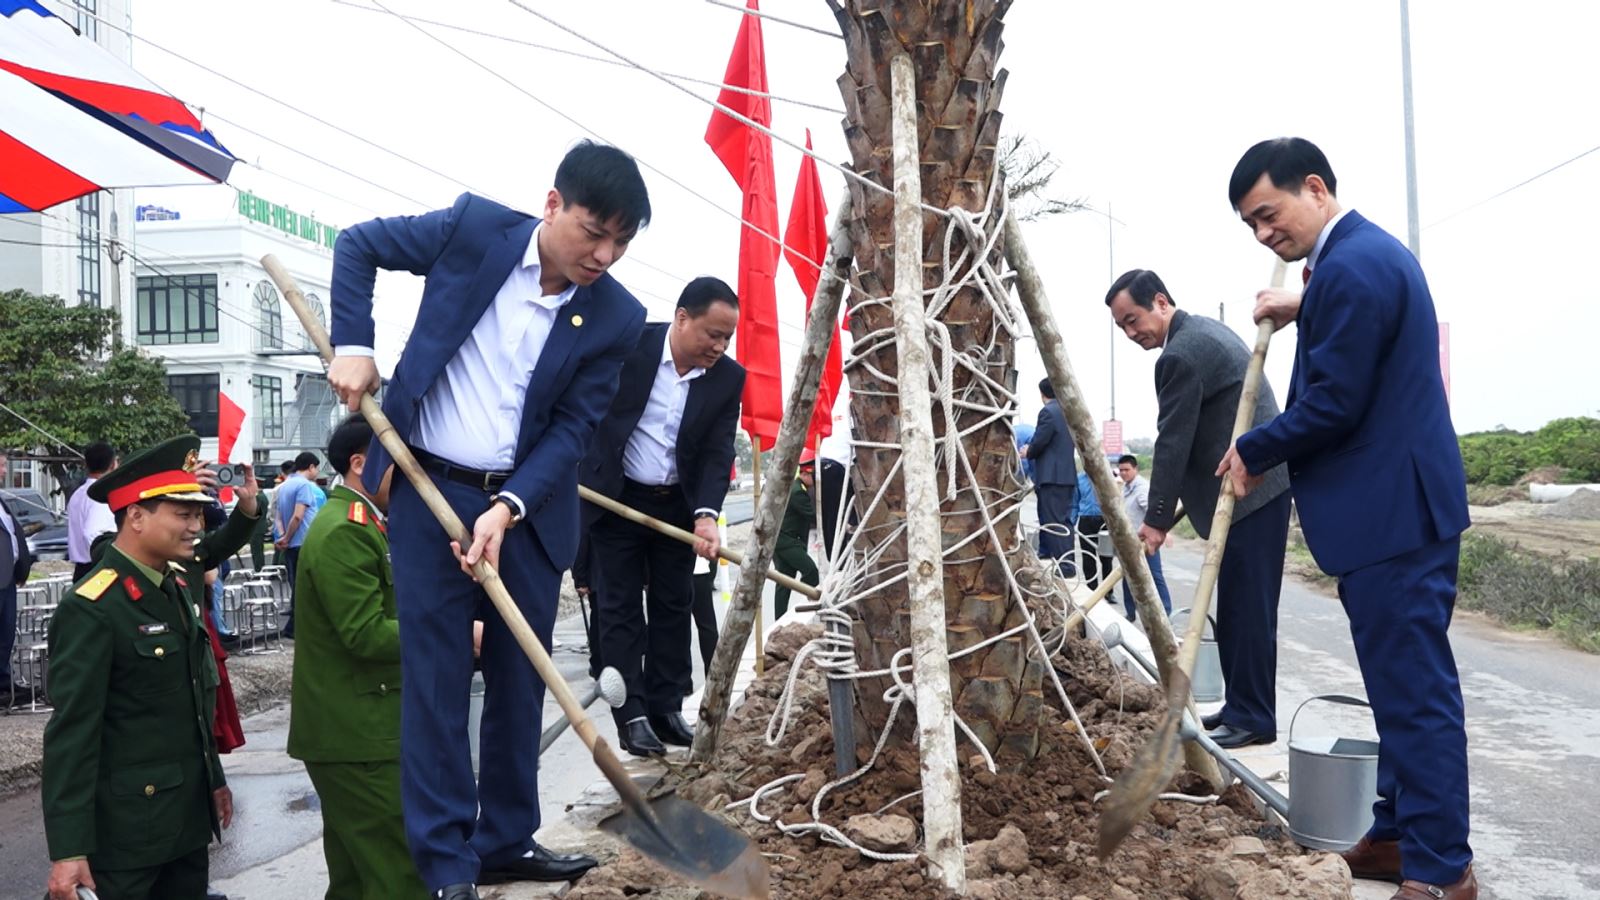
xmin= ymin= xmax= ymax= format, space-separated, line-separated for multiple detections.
xmin=87 ymin=434 xmax=213 ymax=512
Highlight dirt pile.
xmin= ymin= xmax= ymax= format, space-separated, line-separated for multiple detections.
xmin=569 ymin=622 xmax=1351 ymax=899
xmin=1547 ymin=487 xmax=1600 ymax=520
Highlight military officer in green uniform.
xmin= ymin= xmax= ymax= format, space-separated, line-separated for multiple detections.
xmin=773 ymin=451 xmax=821 ymax=620
xmin=43 ymin=435 xmax=235 ymax=900
xmin=287 ymin=414 xmax=427 ymax=900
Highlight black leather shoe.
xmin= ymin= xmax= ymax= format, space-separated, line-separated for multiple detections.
xmin=619 ymin=717 xmax=666 ymax=757
xmin=434 ymin=884 xmax=479 ymax=900
xmin=648 ymin=712 xmax=696 ymax=746
xmin=479 ymin=842 xmax=599 ymax=884
xmin=1201 ymin=711 xmax=1225 ymax=730
xmin=1207 ymin=724 xmax=1276 ymax=749
xmin=205 ymin=888 xmax=228 ymax=900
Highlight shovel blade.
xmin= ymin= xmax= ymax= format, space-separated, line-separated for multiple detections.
xmin=1096 ymin=667 xmax=1192 ymax=858
xmin=600 ymin=793 xmax=771 ymax=899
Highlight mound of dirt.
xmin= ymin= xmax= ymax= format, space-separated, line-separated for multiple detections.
xmin=1547 ymin=488 xmax=1600 ymax=521
xmin=569 ymin=624 xmax=1350 ymax=899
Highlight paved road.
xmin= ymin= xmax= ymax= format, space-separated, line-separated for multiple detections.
xmin=1158 ymin=539 xmax=1600 ymax=900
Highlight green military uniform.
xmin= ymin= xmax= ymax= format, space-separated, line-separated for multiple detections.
xmin=42 ymin=437 xmax=227 ymax=900
xmin=286 ymin=484 xmax=426 ymax=900
xmin=773 ymin=475 xmax=819 ymax=619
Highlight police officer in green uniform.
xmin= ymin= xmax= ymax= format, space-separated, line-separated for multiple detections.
xmin=43 ymin=435 xmax=235 ymax=900
xmin=287 ymin=415 xmax=427 ymax=900
xmin=773 ymin=452 xmax=820 ymax=620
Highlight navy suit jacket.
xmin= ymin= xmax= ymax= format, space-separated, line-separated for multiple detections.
xmin=579 ymin=322 xmax=745 ymax=525
xmin=329 ymin=193 xmax=647 ymax=570
xmin=1236 ymin=211 xmax=1469 ymax=576
xmin=1030 ymin=400 xmax=1077 ymax=486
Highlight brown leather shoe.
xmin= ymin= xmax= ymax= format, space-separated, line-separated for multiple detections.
xmin=1392 ymin=864 xmax=1477 ymax=900
xmin=1341 ymin=836 xmax=1403 ymax=884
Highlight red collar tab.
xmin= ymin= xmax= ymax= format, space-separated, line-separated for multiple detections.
xmin=122 ymin=575 xmax=143 ymax=601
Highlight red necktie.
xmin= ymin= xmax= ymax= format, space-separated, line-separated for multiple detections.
xmin=1302 ymin=265 xmax=1312 ymax=287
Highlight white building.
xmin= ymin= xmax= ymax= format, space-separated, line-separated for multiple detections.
xmin=131 ymin=188 xmax=351 ymax=469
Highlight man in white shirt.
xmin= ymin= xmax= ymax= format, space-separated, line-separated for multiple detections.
xmin=324 ymin=142 xmax=650 ymax=899
xmin=66 ymin=441 xmax=118 ymax=581
xmin=1115 ymin=454 xmax=1172 ymax=622
xmin=578 ymin=277 xmax=744 ymax=757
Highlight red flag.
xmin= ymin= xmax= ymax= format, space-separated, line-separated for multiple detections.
xmin=216 ymin=390 xmax=247 ymax=503
xmin=783 ymin=129 xmax=842 ymax=445
xmin=705 ymin=0 xmax=782 ymax=452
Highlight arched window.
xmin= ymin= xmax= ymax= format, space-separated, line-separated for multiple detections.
xmin=254 ymin=281 xmax=282 ymax=350
xmin=303 ymin=292 xmax=327 ymax=350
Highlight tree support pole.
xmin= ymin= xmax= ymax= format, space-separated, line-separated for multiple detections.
xmin=1003 ymin=211 xmax=1224 ymax=790
xmin=890 ymin=53 xmax=965 ymax=893
xmin=690 ymin=192 xmax=855 ymax=764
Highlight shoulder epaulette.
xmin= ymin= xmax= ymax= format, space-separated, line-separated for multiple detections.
xmin=75 ymin=569 xmax=117 ymax=602
xmin=348 ymin=501 xmax=369 ymax=527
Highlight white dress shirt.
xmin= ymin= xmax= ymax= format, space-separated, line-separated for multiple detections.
xmin=66 ymin=476 xmax=115 ymax=564
xmin=340 ymin=224 xmax=575 ymax=485
xmin=623 ymin=334 xmax=705 ymax=487
xmin=1305 ymin=207 xmax=1352 ymax=274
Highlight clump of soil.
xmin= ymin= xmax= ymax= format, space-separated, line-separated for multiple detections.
xmin=1547 ymin=487 xmax=1600 ymax=521
xmin=569 ymin=623 xmax=1350 ymax=899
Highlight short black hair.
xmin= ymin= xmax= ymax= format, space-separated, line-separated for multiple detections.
xmin=279 ymin=460 xmax=295 ymax=475
xmin=1038 ymin=378 xmax=1055 ymax=400
xmin=1117 ymin=454 xmax=1139 ymax=469
xmin=1104 ymin=269 xmax=1174 ymax=310
xmin=83 ymin=441 xmax=116 ymax=474
xmin=1228 ymin=137 xmax=1338 ymax=210
xmin=112 ymin=498 xmax=163 ymax=530
xmin=326 ymin=414 xmax=375 ymax=477
xmin=293 ymin=451 xmax=320 ymax=472
xmin=677 ymin=276 xmax=739 ymax=317
xmin=554 ymin=140 xmax=652 ymax=233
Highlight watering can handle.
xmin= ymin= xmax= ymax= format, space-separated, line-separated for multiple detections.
xmin=1288 ymin=693 xmax=1371 ymax=744
xmin=1169 ymin=606 xmax=1218 ymax=638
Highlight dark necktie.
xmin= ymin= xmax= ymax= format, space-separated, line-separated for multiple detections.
xmin=1302 ymin=264 xmax=1313 ymax=287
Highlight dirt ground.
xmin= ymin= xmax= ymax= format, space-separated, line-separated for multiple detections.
xmin=1466 ymin=501 xmax=1600 ymax=559
xmin=566 ymin=624 xmax=1352 ymax=900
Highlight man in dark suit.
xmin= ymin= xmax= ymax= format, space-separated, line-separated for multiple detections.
xmin=1022 ymin=379 xmax=1076 ymax=576
xmin=1218 ymin=138 xmax=1475 ymax=900
xmin=1105 ymin=269 xmax=1292 ymax=749
xmin=580 ymin=276 xmax=743 ymax=756
xmin=325 ymin=141 xmax=650 ymax=899
xmin=0 ymin=450 xmax=35 ymax=703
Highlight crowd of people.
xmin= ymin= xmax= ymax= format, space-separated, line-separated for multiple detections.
xmin=22 ymin=135 xmax=1476 ymax=900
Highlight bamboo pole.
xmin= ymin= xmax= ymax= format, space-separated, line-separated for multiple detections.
xmin=889 ymin=53 xmax=964 ymax=893
xmin=1003 ymin=212 xmax=1224 ymax=790
xmin=690 ymin=192 xmax=854 ymax=763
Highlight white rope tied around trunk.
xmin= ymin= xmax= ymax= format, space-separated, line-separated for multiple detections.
xmin=725 ymin=177 xmax=1138 ymax=863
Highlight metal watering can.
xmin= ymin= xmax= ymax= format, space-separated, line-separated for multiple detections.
xmin=1170 ymin=606 xmax=1224 ymax=703
xmin=1288 ymin=693 xmax=1379 ymax=851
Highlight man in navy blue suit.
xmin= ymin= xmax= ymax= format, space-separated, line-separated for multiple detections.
xmin=326 ymin=141 xmax=650 ymax=900
xmin=1217 ymin=138 xmax=1475 ymax=900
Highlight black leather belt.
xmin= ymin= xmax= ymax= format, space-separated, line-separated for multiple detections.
xmin=412 ymin=447 xmax=510 ymax=492
xmin=623 ymin=478 xmax=680 ymax=497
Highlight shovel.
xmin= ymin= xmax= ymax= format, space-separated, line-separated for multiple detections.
xmin=1097 ymin=260 xmax=1284 ymax=858
xmin=263 ymin=256 xmax=770 ymax=900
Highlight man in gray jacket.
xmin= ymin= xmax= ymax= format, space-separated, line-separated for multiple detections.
xmin=1106 ymin=269 xmax=1291 ymax=749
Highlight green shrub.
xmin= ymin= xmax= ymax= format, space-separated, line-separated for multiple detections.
xmin=1457 ymin=532 xmax=1600 ymax=652
xmin=1458 ymin=417 xmax=1600 ymax=485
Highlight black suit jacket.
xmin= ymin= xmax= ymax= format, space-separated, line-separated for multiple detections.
xmin=580 ymin=322 xmax=745 ymax=523
xmin=1030 ymin=400 xmax=1077 ymax=486
xmin=1 ymin=495 xmax=33 ymax=587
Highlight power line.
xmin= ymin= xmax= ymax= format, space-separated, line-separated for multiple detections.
xmin=330 ymin=0 xmax=845 ymax=114
xmin=0 ymin=400 xmax=87 ymax=459
xmin=1425 ymin=141 xmax=1600 ymax=230
xmin=702 ymin=0 xmax=844 ymax=40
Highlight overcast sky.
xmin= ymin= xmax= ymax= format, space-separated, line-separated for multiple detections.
xmin=119 ymin=0 xmax=1600 ymax=441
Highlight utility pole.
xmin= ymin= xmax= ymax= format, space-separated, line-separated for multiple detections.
xmin=1400 ymin=0 xmax=1421 ymax=258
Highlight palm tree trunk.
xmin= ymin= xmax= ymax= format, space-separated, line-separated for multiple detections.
xmin=830 ymin=0 xmax=1047 ymax=764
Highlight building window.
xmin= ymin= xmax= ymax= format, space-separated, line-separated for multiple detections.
xmin=302 ymin=292 xmax=326 ymax=350
xmin=4 ymin=459 xmax=34 ymax=490
xmin=253 ymin=281 xmax=282 ymax=350
xmin=74 ymin=0 xmax=97 ymax=40
xmin=252 ymin=374 xmax=284 ymax=442
xmin=136 ymin=273 xmax=219 ymax=344
xmin=77 ymin=192 xmax=101 ymax=307
xmin=167 ymin=373 xmax=220 ymax=437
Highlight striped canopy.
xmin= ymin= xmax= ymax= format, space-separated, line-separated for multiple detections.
xmin=0 ymin=0 xmax=233 ymax=213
